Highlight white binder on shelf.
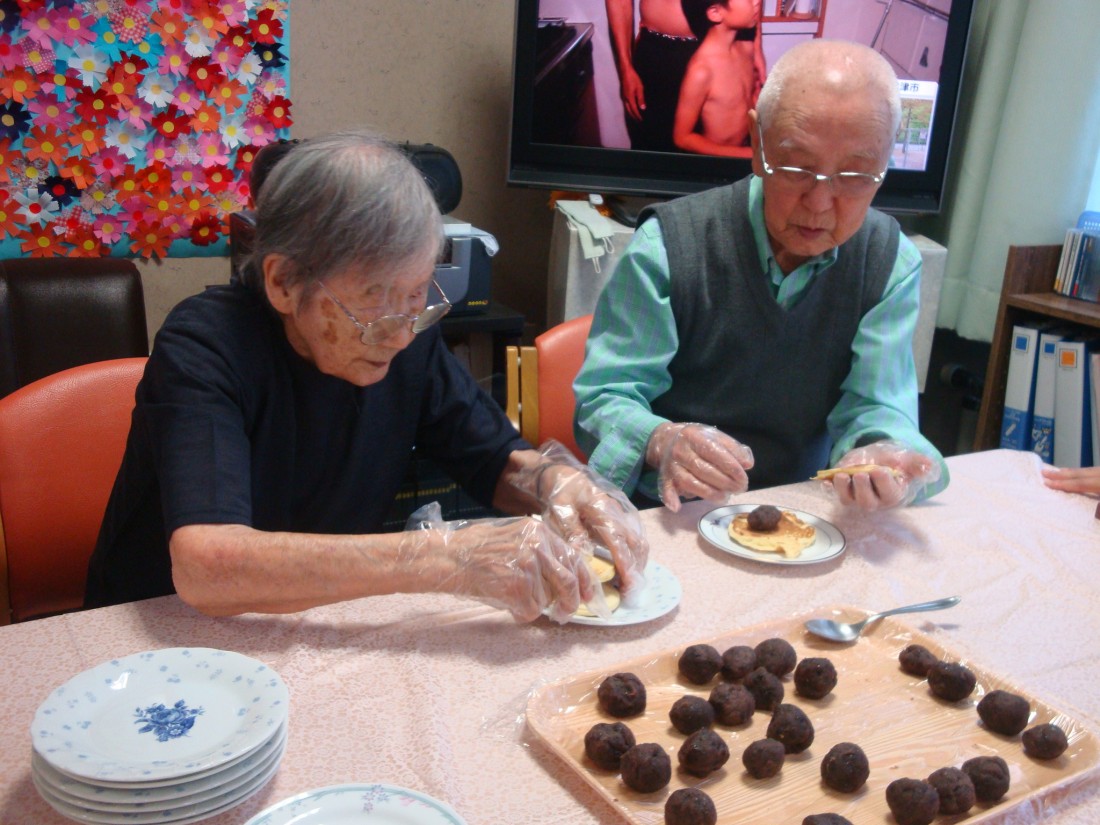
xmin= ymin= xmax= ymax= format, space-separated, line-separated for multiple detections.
xmin=1029 ymin=330 xmax=1066 ymax=462
xmin=1052 ymin=338 xmax=1097 ymax=468
xmin=1000 ymin=324 xmax=1041 ymax=449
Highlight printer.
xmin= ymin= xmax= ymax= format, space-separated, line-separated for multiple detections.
xmin=230 ymin=141 xmax=493 ymax=316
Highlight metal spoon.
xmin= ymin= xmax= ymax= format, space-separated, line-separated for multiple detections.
xmin=805 ymin=596 xmax=961 ymax=643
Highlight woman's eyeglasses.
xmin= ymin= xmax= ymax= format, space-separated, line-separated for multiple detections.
xmin=317 ymin=279 xmax=452 ymax=344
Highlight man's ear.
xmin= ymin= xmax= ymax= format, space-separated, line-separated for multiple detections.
xmin=263 ymin=254 xmax=297 ymax=314
xmin=748 ymin=109 xmax=764 ymax=178
xmin=706 ymin=3 xmax=724 ymax=24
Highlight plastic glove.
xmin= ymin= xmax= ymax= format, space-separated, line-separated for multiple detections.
xmin=514 ymin=441 xmax=649 ymax=605
xmin=646 ymin=422 xmax=755 ymax=513
xmin=401 ymin=502 xmax=599 ymax=623
xmin=823 ymin=439 xmax=941 ymax=510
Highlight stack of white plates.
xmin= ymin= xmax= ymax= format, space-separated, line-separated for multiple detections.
xmin=31 ymin=647 xmax=289 ymax=825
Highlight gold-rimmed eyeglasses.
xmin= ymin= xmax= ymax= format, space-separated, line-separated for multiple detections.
xmin=756 ymin=123 xmax=887 ymax=197
xmin=317 ymin=278 xmax=452 ymax=344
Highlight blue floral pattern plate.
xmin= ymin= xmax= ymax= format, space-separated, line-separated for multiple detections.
xmin=245 ymin=783 xmax=468 ymax=825
xmin=31 ymin=648 xmax=288 ymax=783
xmin=567 ymin=562 xmax=681 ymax=626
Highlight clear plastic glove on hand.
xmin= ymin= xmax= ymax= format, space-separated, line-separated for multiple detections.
xmin=646 ymin=422 xmax=755 ymax=513
xmin=823 ymin=439 xmax=941 ymax=510
xmin=515 ymin=441 xmax=649 ymax=604
xmin=401 ymin=502 xmax=599 ymax=623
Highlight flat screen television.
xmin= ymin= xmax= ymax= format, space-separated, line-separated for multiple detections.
xmin=507 ymin=0 xmax=974 ymax=216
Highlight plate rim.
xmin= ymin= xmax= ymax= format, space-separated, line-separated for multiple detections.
xmin=566 ymin=561 xmax=682 ymax=626
xmin=697 ymin=503 xmax=846 ymax=566
xmin=242 ymin=782 xmax=468 ymax=825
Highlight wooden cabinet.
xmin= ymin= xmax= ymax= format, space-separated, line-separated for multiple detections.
xmin=973 ymin=244 xmax=1100 ymax=450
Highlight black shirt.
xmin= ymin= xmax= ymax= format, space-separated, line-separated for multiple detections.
xmin=84 ymin=283 xmax=526 ymax=608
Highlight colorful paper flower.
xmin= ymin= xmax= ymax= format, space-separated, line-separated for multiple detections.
xmin=189 ymin=101 xmax=219 ymax=133
xmin=20 ymin=223 xmax=65 ymax=256
xmin=89 ymin=145 xmax=127 ymax=178
xmin=49 ymin=6 xmax=98 ymax=49
xmin=80 ymin=179 xmax=118 ymax=214
xmin=104 ymin=117 xmax=148 ymax=159
xmin=211 ymin=76 xmax=245 ymax=112
xmin=40 ymin=67 xmax=83 ymax=100
xmin=0 ymin=99 xmax=33 ymax=140
xmin=248 ymin=8 xmax=282 ymax=44
xmin=0 ymin=65 xmax=39 ymax=102
xmin=0 ymin=2 xmax=22 ymax=37
xmin=252 ymin=40 xmax=284 ymax=69
xmin=28 ymin=95 xmax=74 ymax=130
xmin=0 ymin=191 xmax=21 ymax=237
xmin=20 ymin=6 xmax=61 ymax=49
xmin=139 ymin=160 xmax=172 ymax=194
xmin=196 ymin=132 xmax=228 ymax=167
xmin=149 ymin=7 xmax=187 ymax=45
xmin=40 ymin=174 xmax=81 ymax=209
xmin=23 ymin=125 xmax=69 ymax=166
xmin=20 ymin=39 xmax=55 ymax=73
xmin=70 ymin=42 xmax=109 ymax=86
xmin=138 ymin=71 xmax=175 ymax=107
xmin=170 ymin=163 xmax=203 ymax=192
xmin=13 ymin=187 xmax=60 ymax=225
xmin=129 ymin=219 xmax=173 ymax=258
xmin=0 ymin=34 xmax=20 ymax=72
xmin=170 ymin=78 xmax=202 ymax=114
xmin=187 ymin=55 xmax=225 ymax=93
xmin=59 ymin=155 xmax=95 ymax=189
xmin=182 ymin=22 xmax=214 ymax=57
xmin=93 ymin=213 xmax=124 ymax=244
xmin=74 ymin=84 xmax=121 ymax=125
xmin=108 ymin=6 xmax=149 ymax=44
xmin=264 ymin=94 xmax=291 ymax=128
xmin=152 ymin=103 xmax=190 ymax=140
xmin=202 ymin=161 xmax=231 ymax=191
xmin=189 ymin=209 xmax=220 ymax=245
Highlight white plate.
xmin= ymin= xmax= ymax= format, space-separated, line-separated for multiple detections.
xmin=32 ymin=722 xmax=287 ymax=808
xmin=566 ymin=562 xmax=681 ymax=626
xmin=698 ymin=504 xmax=845 ymax=565
xmin=244 ymin=783 xmax=468 ymax=825
xmin=32 ymin=647 xmax=289 ymax=783
xmin=33 ymin=737 xmax=283 ymax=825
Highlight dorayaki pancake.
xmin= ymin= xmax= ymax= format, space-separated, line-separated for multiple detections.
xmin=728 ymin=509 xmax=816 ymax=559
xmin=575 ymin=555 xmax=620 ymax=617
xmin=811 ymin=464 xmax=903 ymax=481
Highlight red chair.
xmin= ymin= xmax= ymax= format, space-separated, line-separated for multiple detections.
xmin=506 ymin=314 xmax=592 ymax=461
xmin=0 ymin=357 xmax=146 ymax=624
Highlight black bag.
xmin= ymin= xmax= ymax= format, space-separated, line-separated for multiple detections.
xmin=398 ymin=142 xmax=462 ymax=214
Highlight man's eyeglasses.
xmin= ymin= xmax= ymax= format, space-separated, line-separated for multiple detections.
xmin=756 ymin=123 xmax=886 ymax=197
xmin=316 ymin=278 xmax=452 ymax=344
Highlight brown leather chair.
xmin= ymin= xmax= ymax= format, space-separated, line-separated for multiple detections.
xmin=0 ymin=357 xmax=146 ymax=624
xmin=505 ymin=314 xmax=593 ymax=461
xmin=0 ymin=258 xmax=149 ymax=399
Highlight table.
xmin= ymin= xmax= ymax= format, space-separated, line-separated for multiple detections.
xmin=2 ymin=449 xmax=1098 ymax=824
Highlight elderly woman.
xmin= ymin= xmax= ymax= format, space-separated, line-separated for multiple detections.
xmin=85 ymin=129 xmax=647 ymax=622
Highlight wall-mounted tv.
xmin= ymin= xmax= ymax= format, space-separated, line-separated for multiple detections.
xmin=507 ymin=0 xmax=974 ymax=215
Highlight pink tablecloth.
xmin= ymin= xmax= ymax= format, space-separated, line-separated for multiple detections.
xmin=1 ymin=449 xmax=1098 ymax=824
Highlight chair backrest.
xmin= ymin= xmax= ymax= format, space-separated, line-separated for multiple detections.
xmin=505 ymin=314 xmax=593 ymax=462
xmin=0 ymin=258 xmax=149 ymax=399
xmin=0 ymin=357 xmax=146 ymax=624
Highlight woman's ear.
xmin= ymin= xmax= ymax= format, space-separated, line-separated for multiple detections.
xmin=263 ymin=254 xmax=297 ymax=314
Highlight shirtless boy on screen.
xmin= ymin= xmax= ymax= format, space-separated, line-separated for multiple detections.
xmin=674 ymin=0 xmax=764 ymax=157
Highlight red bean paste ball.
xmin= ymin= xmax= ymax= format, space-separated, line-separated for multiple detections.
xmin=670 ymin=694 xmax=716 ymax=735
xmin=754 ymin=637 xmax=797 ymax=677
xmin=743 ymin=667 xmax=784 ymax=711
xmin=960 ymin=755 xmax=1010 ymax=802
xmin=899 ymin=643 xmax=938 ymax=677
xmin=678 ymin=644 xmax=722 ymax=685
xmin=927 ymin=766 xmax=976 ymax=815
xmin=820 ymin=742 xmax=869 ymax=792
xmin=977 ymin=689 xmax=1031 ymax=736
xmin=708 ymin=681 xmax=755 ymax=726
xmin=584 ymin=721 xmax=636 ymax=770
xmin=620 ymin=742 xmax=672 ymax=793
xmin=747 ymin=504 xmax=782 ymax=532
xmin=802 ymin=816 xmax=853 ymax=825
xmin=1022 ymin=723 xmax=1069 ymax=759
xmin=720 ymin=645 xmax=756 ymax=681
xmin=795 ymin=657 xmax=838 ymax=699
xmin=664 ymin=787 xmax=717 ymax=825
xmin=742 ymin=737 xmax=785 ymax=779
xmin=678 ymin=728 xmax=730 ymax=777
xmin=885 ymin=778 xmax=940 ymax=825
xmin=927 ymin=661 xmax=976 ymax=702
xmin=598 ymin=672 xmax=647 ymax=717
xmin=766 ymin=703 xmax=815 ymax=754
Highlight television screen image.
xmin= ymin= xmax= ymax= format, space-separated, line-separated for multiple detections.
xmin=508 ymin=0 xmax=974 ymax=214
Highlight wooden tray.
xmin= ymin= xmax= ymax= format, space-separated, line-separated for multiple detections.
xmin=525 ymin=610 xmax=1100 ymax=825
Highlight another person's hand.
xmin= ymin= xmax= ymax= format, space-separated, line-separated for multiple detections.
xmin=824 ymin=439 xmax=940 ymax=510
xmin=518 ymin=441 xmax=649 ymax=601
xmin=1041 ymin=465 xmax=1100 ymax=495
xmin=646 ymin=422 xmax=754 ymax=513
xmin=401 ymin=503 xmax=599 ymax=624
xmin=619 ymin=66 xmax=646 ymax=121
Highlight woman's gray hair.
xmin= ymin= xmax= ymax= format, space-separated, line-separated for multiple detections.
xmin=756 ymin=39 xmax=902 ymax=137
xmin=243 ymin=129 xmax=443 ymax=293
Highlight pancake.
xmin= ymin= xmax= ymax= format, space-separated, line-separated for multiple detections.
xmin=728 ymin=509 xmax=816 ymax=559
xmin=811 ymin=464 xmax=902 ymax=481
xmin=575 ymin=555 xmax=621 ymax=618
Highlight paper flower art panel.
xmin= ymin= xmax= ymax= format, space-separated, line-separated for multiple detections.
xmin=0 ymin=0 xmax=292 ymax=259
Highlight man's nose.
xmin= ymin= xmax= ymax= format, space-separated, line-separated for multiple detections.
xmin=801 ymin=176 xmax=836 ymax=211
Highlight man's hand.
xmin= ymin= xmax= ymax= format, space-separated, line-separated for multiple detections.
xmin=824 ymin=439 xmax=940 ymax=510
xmin=646 ymin=422 xmax=754 ymax=512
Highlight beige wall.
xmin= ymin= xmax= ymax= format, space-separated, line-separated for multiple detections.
xmin=138 ymin=1 xmax=553 ymax=342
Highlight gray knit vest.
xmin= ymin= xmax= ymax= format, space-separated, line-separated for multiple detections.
xmin=638 ymin=176 xmax=899 ymax=489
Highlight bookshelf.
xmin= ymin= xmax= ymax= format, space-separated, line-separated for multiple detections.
xmin=974 ymin=244 xmax=1100 ymax=450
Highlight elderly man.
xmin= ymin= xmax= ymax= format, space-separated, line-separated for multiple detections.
xmin=574 ymin=39 xmax=947 ymax=511
xmin=85 ymin=130 xmax=647 ymax=622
